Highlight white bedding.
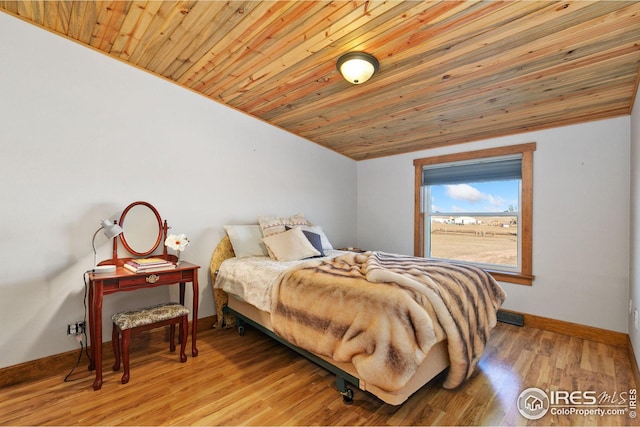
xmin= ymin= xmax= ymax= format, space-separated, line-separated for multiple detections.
xmin=214 ymin=250 xmax=346 ymax=313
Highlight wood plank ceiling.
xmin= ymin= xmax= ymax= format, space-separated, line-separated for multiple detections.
xmin=2 ymin=1 xmax=640 ymax=160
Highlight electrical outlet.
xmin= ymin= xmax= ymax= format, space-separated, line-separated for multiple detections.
xmin=635 ymin=310 xmax=639 ymax=331
xmin=67 ymin=321 xmax=85 ymax=336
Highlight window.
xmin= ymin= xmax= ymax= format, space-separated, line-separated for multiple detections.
xmin=414 ymin=143 xmax=535 ymax=285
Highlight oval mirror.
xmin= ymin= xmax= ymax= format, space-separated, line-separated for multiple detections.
xmin=119 ymin=201 xmax=163 ymax=257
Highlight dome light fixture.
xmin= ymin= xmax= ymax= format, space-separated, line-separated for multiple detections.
xmin=336 ymin=51 xmax=379 ymax=84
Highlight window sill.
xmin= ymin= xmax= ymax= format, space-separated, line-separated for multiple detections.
xmin=486 ymin=270 xmax=534 ymax=286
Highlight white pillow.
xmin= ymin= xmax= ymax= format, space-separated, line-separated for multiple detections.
xmin=224 ymin=225 xmax=268 ymax=258
xmin=262 ymin=227 xmax=321 ymax=261
xmin=297 ymin=225 xmax=333 ymax=251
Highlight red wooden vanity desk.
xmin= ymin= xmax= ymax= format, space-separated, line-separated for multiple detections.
xmin=87 ymin=260 xmax=199 ymax=390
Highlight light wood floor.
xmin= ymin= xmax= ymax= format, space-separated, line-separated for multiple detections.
xmin=0 ymin=322 xmax=637 ymax=426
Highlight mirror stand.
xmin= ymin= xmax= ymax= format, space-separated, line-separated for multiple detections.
xmin=111 ymin=220 xmax=170 ymax=262
xmin=107 ymin=201 xmax=172 ymax=265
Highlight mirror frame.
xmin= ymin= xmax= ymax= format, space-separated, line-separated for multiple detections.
xmin=118 ymin=201 xmax=164 ymax=257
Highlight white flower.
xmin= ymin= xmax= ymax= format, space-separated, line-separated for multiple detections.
xmin=165 ymin=233 xmax=190 ymax=252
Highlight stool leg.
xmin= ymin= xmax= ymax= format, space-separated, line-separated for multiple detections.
xmin=179 ymin=315 xmax=187 ymax=363
xmin=112 ymin=324 xmax=121 ymax=372
xmin=169 ymin=324 xmax=176 ymax=353
xmin=121 ymin=330 xmax=131 ymax=384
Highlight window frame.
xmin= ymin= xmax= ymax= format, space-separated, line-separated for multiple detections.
xmin=413 ymin=143 xmax=536 ymax=285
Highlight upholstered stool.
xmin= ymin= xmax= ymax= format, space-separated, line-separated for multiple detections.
xmin=111 ymin=302 xmax=189 ymax=384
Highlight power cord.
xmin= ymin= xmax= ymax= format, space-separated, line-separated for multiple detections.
xmin=63 ymin=334 xmax=87 ymax=382
xmin=82 ymin=271 xmax=93 ymax=366
xmin=63 ymin=271 xmax=94 ymax=382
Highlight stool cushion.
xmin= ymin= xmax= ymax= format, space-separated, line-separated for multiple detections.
xmin=112 ymin=303 xmax=190 ymax=330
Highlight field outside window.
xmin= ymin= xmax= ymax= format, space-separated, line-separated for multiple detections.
xmin=427 ymin=178 xmax=520 ymax=270
xmin=414 ymin=143 xmax=535 ymax=285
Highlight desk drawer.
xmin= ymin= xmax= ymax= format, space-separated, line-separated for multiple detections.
xmin=120 ymin=271 xmax=183 ymax=288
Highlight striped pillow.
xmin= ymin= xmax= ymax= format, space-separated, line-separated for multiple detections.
xmin=258 ymin=213 xmax=309 ymax=238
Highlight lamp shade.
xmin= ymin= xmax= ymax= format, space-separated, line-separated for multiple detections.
xmin=91 ymin=219 xmax=124 ymax=273
xmin=100 ymin=219 xmax=124 ymax=239
xmin=337 ymin=52 xmax=379 ymax=84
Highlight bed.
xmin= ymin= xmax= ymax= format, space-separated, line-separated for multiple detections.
xmin=210 ymin=218 xmax=505 ymax=405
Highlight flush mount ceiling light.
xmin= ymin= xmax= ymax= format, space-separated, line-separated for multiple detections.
xmin=336 ymin=52 xmax=379 ymax=85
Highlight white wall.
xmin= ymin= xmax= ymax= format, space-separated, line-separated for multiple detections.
xmin=2 ymin=9 xmax=636 ymax=371
xmin=0 ymin=13 xmax=357 ymax=369
xmin=358 ymin=117 xmax=630 ymax=333
xmin=630 ymin=84 xmax=640 ymax=367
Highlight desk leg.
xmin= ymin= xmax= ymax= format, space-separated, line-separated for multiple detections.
xmin=179 ymin=283 xmax=185 ymax=344
xmin=92 ymin=283 xmax=104 ymax=391
xmin=88 ymin=281 xmax=95 ymax=371
xmin=192 ymin=276 xmax=199 ymax=357
xmin=179 ymin=281 xmax=198 ymax=357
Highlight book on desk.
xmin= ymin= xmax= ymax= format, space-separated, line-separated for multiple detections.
xmin=123 ymin=258 xmax=176 ymax=273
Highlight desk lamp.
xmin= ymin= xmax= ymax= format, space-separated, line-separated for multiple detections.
xmin=92 ymin=219 xmax=124 ymax=273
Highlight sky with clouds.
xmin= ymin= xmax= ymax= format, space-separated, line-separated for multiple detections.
xmin=430 ymin=180 xmax=519 ymax=213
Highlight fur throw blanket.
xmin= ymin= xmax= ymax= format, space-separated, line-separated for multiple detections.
xmin=270 ymin=251 xmax=505 ymax=392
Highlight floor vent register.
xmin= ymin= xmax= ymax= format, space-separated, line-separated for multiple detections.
xmin=496 ymin=310 xmax=525 ymax=327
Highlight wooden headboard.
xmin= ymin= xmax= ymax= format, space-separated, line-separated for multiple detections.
xmin=209 ymin=235 xmax=236 ymax=329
